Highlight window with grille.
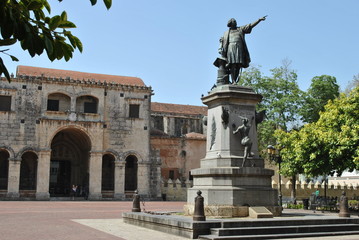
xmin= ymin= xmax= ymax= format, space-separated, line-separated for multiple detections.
xmin=84 ymin=102 xmax=97 ymax=113
xmin=0 ymin=96 xmax=11 ymax=111
xmin=129 ymin=104 xmax=140 ymax=118
xmin=47 ymin=99 xmax=59 ymax=111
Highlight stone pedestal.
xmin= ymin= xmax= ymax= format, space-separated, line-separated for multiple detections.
xmin=185 ymin=85 xmax=281 ymax=217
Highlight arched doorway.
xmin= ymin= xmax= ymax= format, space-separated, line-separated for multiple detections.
xmin=102 ymin=154 xmax=115 ymax=198
xmin=50 ymin=128 xmax=91 ymax=197
xmin=125 ymin=155 xmax=138 ymax=192
xmin=20 ymin=152 xmax=38 ymax=190
xmin=0 ymin=150 xmax=9 ymax=190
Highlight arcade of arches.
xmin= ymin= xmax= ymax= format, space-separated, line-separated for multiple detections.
xmin=0 ymin=128 xmax=140 ymax=200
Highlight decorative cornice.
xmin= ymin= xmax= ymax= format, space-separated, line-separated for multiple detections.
xmin=1 ymin=76 xmax=153 ymax=93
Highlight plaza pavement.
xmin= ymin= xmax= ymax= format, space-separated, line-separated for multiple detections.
xmin=1 ymin=201 xmax=359 ymax=240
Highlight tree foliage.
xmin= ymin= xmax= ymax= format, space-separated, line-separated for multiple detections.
xmin=276 ymin=86 xmax=359 ymax=177
xmin=345 ymin=73 xmax=359 ymax=94
xmin=301 ymin=75 xmax=339 ymax=123
xmin=240 ymin=60 xmax=305 ymax=153
xmin=0 ymin=0 xmax=112 ymax=81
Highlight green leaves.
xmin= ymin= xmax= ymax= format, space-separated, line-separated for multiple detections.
xmin=241 ymin=61 xmax=304 ymax=155
xmin=0 ymin=0 xmax=111 ymax=81
xmin=27 ymin=0 xmax=44 ymax=10
xmin=301 ymin=75 xmax=340 ymax=123
xmin=276 ymin=87 xmax=359 ymax=178
xmin=0 ymin=57 xmax=10 ymax=81
xmin=90 ymin=0 xmax=98 ymax=5
xmin=49 ymin=15 xmax=62 ymax=30
xmin=90 ymin=0 xmax=112 ymax=10
xmin=103 ymin=0 xmax=112 ymax=9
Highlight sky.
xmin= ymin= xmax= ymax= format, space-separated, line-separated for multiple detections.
xmin=3 ymin=0 xmax=359 ymax=106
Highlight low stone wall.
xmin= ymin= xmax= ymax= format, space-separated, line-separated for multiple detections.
xmin=161 ymin=179 xmax=192 ymax=201
xmin=275 ymin=180 xmax=359 ymax=200
xmin=161 ymin=179 xmax=359 ymax=202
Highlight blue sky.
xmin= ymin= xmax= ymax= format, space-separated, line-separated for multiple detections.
xmin=4 ymin=0 xmax=359 ymax=106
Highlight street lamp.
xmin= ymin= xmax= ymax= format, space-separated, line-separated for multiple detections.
xmin=267 ymin=145 xmax=283 ymax=207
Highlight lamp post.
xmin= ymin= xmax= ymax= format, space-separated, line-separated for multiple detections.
xmin=267 ymin=145 xmax=282 ymax=207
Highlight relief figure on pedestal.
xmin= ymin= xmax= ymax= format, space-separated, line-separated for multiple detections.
xmin=232 ymin=116 xmax=254 ymax=167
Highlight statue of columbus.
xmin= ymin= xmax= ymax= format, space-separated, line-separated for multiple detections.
xmin=218 ymin=16 xmax=266 ymax=84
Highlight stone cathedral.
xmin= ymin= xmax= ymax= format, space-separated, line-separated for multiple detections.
xmin=0 ymin=65 xmax=162 ymax=200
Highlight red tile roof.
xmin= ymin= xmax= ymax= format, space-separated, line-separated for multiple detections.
xmin=151 ymin=102 xmax=207 ymax=116
xmin=16 ymin=65 xmax=145 ymax=86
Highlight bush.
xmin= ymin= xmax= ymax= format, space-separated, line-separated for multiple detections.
xmin=286 ymin=203 xmax=303 ymax=209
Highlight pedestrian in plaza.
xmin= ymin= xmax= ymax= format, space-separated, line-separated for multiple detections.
xmin=71 ymin=184 xmax=77 ymax=200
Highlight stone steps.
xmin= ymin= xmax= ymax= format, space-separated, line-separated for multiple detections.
xmin=220 ymin=218 xmax=357 ymax=228
xmin=198 ymin=219 xmax=359 ymax=240
xmin=211 ymin=224 xmax=359 ymax=235
xmin=198 ymin=231 xmax=359 ymax=240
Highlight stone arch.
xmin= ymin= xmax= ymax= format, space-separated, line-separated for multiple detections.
xmin=48 ymin=125 xmax=94 ymax=150
xmin=47 ymin=92 xmax=71 ymax=112
xmin=0 ymin=146 xmax=15 ymax=159
xmin=19 ymin=151 xmax=38 ymax=190
xmin=102 ymin=153 xmax=115 ymax=191
xmin=103 ymin=149 xmax=120 ymax=160
xmin=124 ymin=154 xmax=138 ymax=192
xmin=16 ymin=147 xmax=39 ymax=160
xmin=121 ymin=151 xmax=144 ymax=163
xmin=0 ymin=149 xmax=10 ymax=190
xmin=49 ymin=127 xmax=92 ymax=196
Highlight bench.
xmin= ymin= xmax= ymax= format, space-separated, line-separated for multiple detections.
xmin=309 ymin=195 xmax=338 ymax=212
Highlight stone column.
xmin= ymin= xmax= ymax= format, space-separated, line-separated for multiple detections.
xmin=89 ymin=151 xmax=102 ymax=200
xmin=7 ymin=158 xmax=21 ymax=199
xmin=70 ymin=96 xmax=76 ymax=112
xmin=114 ymin=160 xmax=125 ymax=200
xmin=36 ymin=151 xmax=51 ymax=200
xmin=137 ymin=162 xmax=150 ymax=198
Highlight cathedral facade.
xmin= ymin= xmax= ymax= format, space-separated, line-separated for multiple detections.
xmin=0 ymin=66 xmax=161 ymax=200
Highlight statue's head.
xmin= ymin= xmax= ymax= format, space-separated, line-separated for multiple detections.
xmin=227 ymin=18 xmax=237 ymax=28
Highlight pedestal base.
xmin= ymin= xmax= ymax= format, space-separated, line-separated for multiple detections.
xmin=183 ymin=204 xmax=282 ymax=217
xmin=186 ymin=166 xmax=281 ymax=217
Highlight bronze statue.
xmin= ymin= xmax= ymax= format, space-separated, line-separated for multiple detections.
xmin=219 ymin=16 xmax=266 ymax=84
xmin=233 ymin=116 xmax=254 ymax=167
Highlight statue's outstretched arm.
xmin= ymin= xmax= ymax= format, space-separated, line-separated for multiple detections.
xmin=251 ymin=15 xmax=267 ymax=28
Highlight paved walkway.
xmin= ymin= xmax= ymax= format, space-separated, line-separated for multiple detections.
xmin=0 ymin=201 xmax=185 ymax=240
xmin=1 ymin=201 xmax=359 ymax=240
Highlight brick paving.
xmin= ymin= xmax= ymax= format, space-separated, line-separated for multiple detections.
xmin=2 ymin=201 xmax=359 ymax=240
xmin=0 ymin=201 xmax=185 ymax=240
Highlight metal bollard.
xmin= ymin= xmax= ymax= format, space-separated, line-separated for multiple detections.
xmin=193 ymin=190 xmax=206 ymax=221
xmin=339 ymin=191 xmax=350 ymax=217
xmin=132 ymin=190 xmax=141 ymax=212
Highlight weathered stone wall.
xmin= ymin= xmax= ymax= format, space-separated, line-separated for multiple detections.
xmin=161 ymin=179 xmax=192 ymax=201
xmin=151 ymin=135 xmax=205 ymax=181
xmin=0 ymin=71 xmax=156 ymax=199
xmin=150 ymin=102 xmax=207 ymax=137
xmin=0 ymin=77 xmax=151 ymax=155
